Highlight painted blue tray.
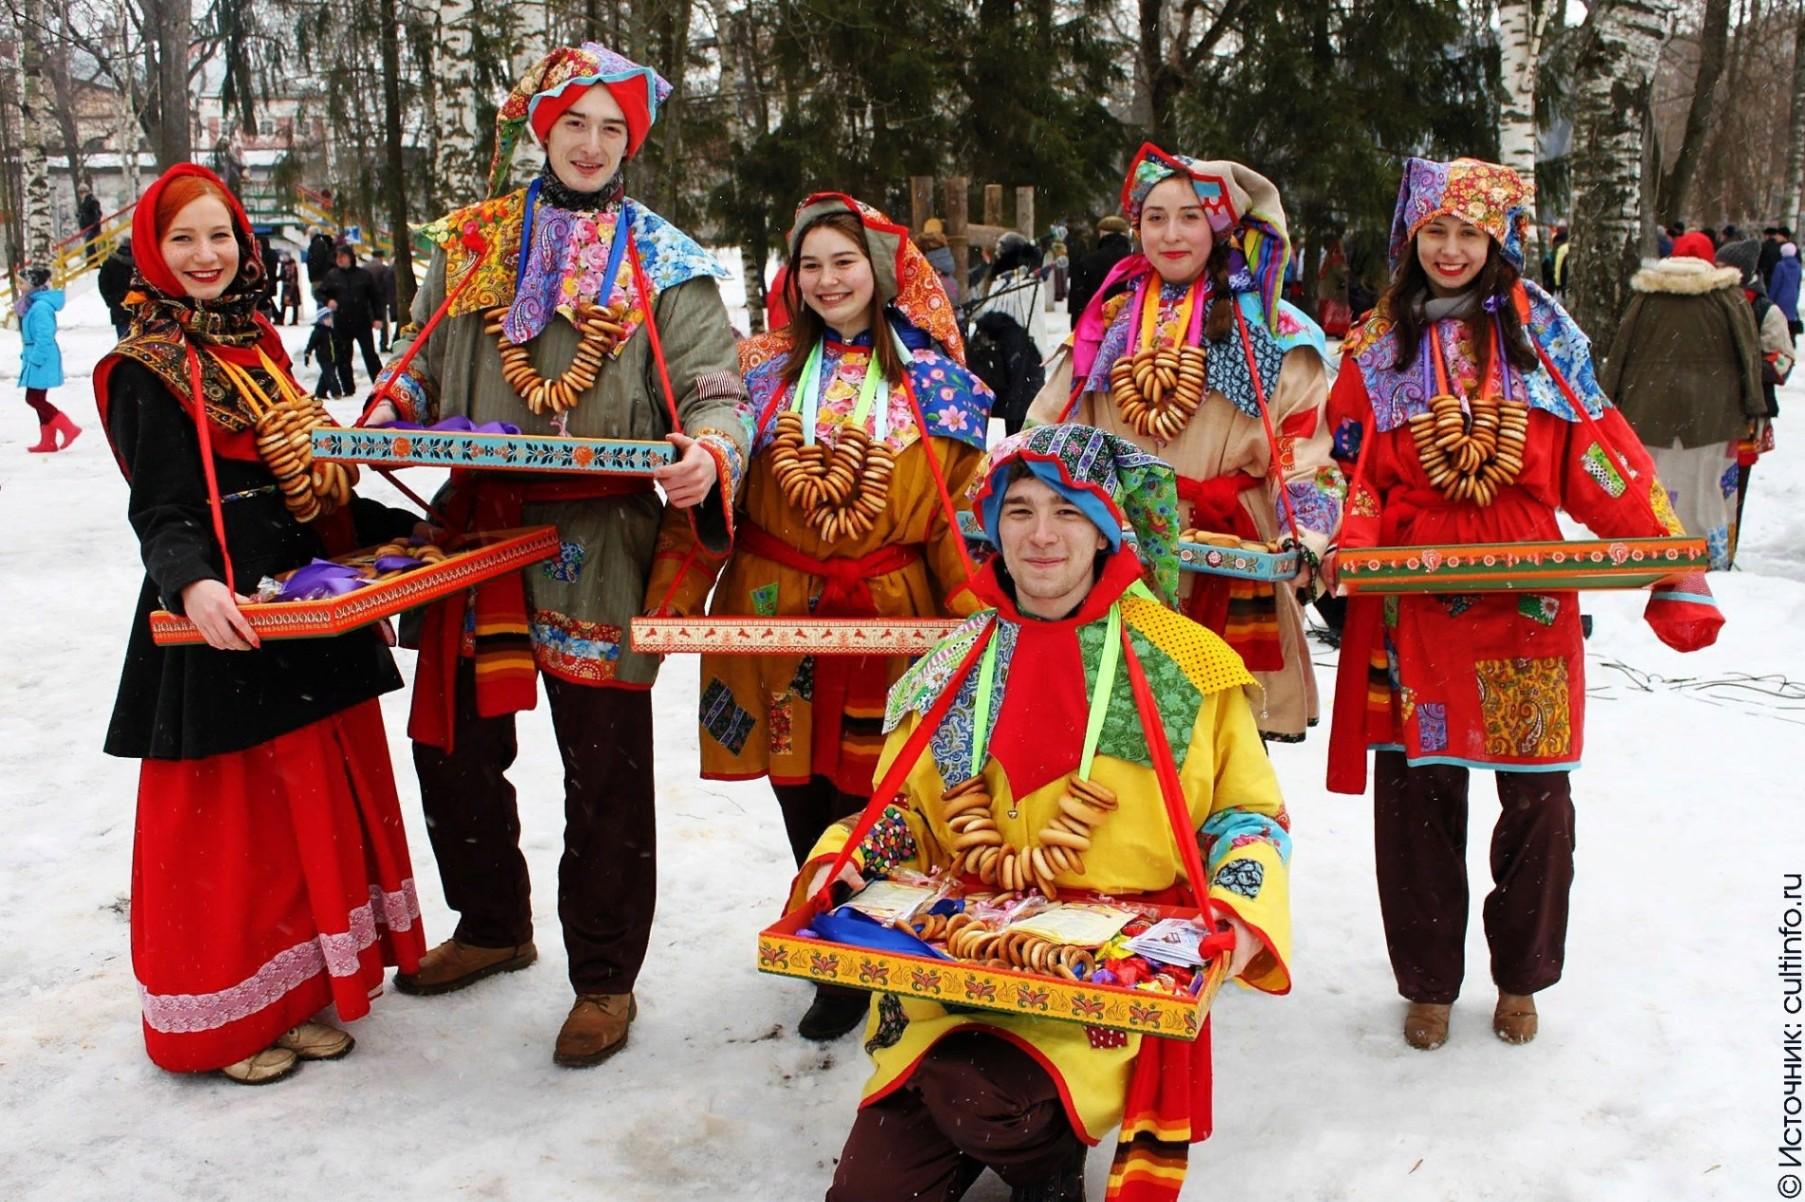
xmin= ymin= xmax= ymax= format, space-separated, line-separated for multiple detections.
xmin=311 ymin=428 xmax=674 ymax=476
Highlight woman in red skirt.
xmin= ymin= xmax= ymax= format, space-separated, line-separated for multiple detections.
xmin=1325 ymin=157 xmax=1722 ymax=1051
xmin=96 ymin=164 xmax=427 ymax=1084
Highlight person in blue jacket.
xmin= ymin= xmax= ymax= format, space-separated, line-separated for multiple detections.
xmin=1771 ymin=241 xmax=1802 ymax=337
xmin=17 ymin=267 xmax=80 ymax=452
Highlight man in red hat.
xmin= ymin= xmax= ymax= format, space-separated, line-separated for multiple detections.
xmin=366 ymin=43 xmax=748 ymax=1067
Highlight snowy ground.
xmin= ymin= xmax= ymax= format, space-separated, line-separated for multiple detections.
xmin=3 ymin=275 xmax=1803 ymax=1201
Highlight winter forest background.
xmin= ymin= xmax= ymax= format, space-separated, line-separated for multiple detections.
xmin=4 ymin=0 xmax=1805 ymax=375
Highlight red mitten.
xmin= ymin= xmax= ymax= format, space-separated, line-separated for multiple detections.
xmin=1643 ymin=572 xmax=1723 ymax=652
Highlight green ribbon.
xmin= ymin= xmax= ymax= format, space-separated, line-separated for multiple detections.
xmin=968 ymin=603 xmax=1122 ymax=783
xmin=790 ymin=337 xmax=888 ymax=447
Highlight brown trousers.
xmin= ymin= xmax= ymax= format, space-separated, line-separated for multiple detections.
xmin=1373 ymin=750 xmax=1575 ymax=1004
xmin=413 ymin=664 xmax=656 ymax=994
xmin=827 ymin=1031 xmax=1083 ymax=1202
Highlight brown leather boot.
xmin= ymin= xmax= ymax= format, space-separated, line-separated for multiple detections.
xmin=393 ymin=938 xmax=537 ymax=996
xmin=1494 ymin=992 xmax=1538 ymax=1044
xmin=1403 ymin=1001 xmax=1452 ymax=1050
xmin=554 ymin=993 xmax=637 ymax=1068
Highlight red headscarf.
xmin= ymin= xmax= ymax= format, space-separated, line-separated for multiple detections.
xmin=96 ymin=163 xmax=293 ymax=470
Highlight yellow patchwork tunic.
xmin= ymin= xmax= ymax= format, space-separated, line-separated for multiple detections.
xmin=793 ymin=578 xmax=1294 ymax=1142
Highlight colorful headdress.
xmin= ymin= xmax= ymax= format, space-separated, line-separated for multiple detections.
xmin=786 ymin=192 xmax=965 ymax=362
xmin=1120 ymin=143 xmax=1290 ymax=330
xmin=489 ymin=43 xmax=673 ymax=198
xmin=970 ymin=423 xmax=1182 ymax=605
xmin=1388 ymin=156 xmax=1534 ymax=272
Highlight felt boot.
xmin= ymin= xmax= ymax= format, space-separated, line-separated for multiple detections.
xmin=217 ymin=1045 xmax=299 ymax=1085
xmin=1403 ymin=1001 xmax=1452 ymax=1050
xmin=1494 ymin=992 xmax=1538 ymax=1045
xmin=277 ymin=1020 xmax=355 ymax=1060
xmin=797 ymin=985 xmax=868 ymax=1042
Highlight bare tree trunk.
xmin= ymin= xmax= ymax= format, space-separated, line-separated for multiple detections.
xmin=378 ymin=0 xmax=415 ymax=317
xmin=432 ymin=0 xmax=485 ymax=205
xmin=114 ymin=0 xmax=142 ymax=201
xmin=17 ymin=0 xmax=55 ymax=265
xmin=144 ymin=0 xmax=191 ymax=168
xmin=1659 ymin=0 xmax=1731 ymax=220
xmin=708 ymin=0 xmax=766 ymax=332
xmin=1568 ymin=0 xmax=1678 ymax=349
xmin=1783 ymin=0 xmax=1805 ymax=231
xmin=47 ymin=14 xmax=87 ymax=198
xmin=652 ymin=0 xmax=694 ymax=220
xmin=1499 ymin=0 xmax=1549 ymax=269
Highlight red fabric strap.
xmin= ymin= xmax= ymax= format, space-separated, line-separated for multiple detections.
xmin=735 ymin=520 xmax=922 ymax=614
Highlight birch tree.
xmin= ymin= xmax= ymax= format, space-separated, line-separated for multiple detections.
xmin=1782 ymin=0 xmax=1805 ymax=231
xmin=706 ymin=0 xmax=770 ymax=331
xmin=1566 ymin=0 xmax=1677 ymax=349
xmin=1498 ymin=0 xmax=1549 ymax=266
xmin=17 ymin=0 xmax=55 ymax=265
xmin=431 ymin=0 xmax=484 ymax=208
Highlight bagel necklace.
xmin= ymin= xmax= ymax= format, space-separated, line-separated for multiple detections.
xmin=937 ymin=602 xmax=1125 ymax=899
xmin=210 ymin=350 xmax=357 ymax=524
xmin=1406 ymin=313 xmax=1528 ymax=507
xmin=767 ymin=334 xmax=898 ymax=543
xmin=1109 ymin=275 xmax=1207 ymax=442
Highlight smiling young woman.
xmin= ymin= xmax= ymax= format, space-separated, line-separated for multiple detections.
xmin=643 ymin=193 xmax=993 ymax=1040
xmin=1325 ymin=155 xmax=1723 ymax=1052
xmin=92 ymin=164 xmax=428 ymax=1085
xmin=1027 ymin=143 xmax=1346 ymax=746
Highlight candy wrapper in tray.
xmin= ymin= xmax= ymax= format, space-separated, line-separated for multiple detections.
xmin=311 ymin=420 xmax=675 ymax=477
xmin=148 ymin=525 xmax=560 ymax=645
xmin=758 ymin=872 xmax=1230 ymax=1040
xmin=958 ymin=512 xmax=1297 ymax=582
xmin=1336 ymin=536 xmax=1710 ymax=596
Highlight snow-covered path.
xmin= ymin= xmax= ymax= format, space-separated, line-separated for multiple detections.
xmin=2 ymin=280 xmax=1801 ymax=1200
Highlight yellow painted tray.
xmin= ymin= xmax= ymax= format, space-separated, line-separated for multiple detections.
xmin=758 ymin=896 xmax=1225 ymax=1040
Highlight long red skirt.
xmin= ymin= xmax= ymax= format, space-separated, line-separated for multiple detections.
xmin=131 ymin=699 xmax=427 ymax=1072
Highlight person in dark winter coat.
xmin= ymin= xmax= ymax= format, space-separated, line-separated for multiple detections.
xmin=1603 ymin=249 xmax=1766 ymax=569
xmin=1066 ymin=214 xmax=1132 ymax=321
xmin=304 ymin=230 xmax=335 ymax=292
xmin=316 ymin=246 xmax=383 ymax=391
xmin=98 ymin=237 xmax=136 ymax=338
xmin=967 ymin=308 xmax=1044 ymax=434
xmin=302 ymin=308 xmax=346 ymax=398
xmin=1759 ymin=227 xmax=1785 ymax=291
xmin=277 ymin=253 xmax=302 ymax=324
xmin=76 ymin=183 xmax=104 ymax=264
xmin=366 ymin=248 xmax=397 ymax=349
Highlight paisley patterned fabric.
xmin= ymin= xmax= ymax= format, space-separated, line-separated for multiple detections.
xmin=419 ymin=191 xmax=727 ymax=340
xmin=1388 ymin=156 xmax=1534 ymax=271
xmin=1344 ymin=281 xmax=1609 ymax=434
